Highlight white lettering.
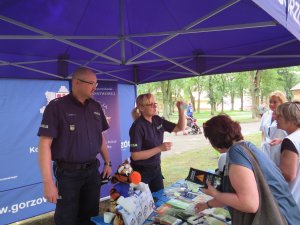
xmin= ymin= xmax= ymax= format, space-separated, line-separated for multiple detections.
xmin=0 ymin=197 xmax=47 ymax=215
xmin=0 ymin=206 xmax=8 ymax=214
xmin=288 ymin=0 xmax=300 ymax=25
xmin=278 ymin=0 xmax=286 ymax=6
xmin=294 ymin=1 xmax=300 ymax=25
xmin=36 ymin=198 xmax=43 ymax=205
xmin=121 ymin=140 xmax=130 ymax=149
xmin=19 ymin=202 xmax=26 ymax=210
xmin=29 ymin=147 xmax=38 ymax=153
xmin=27 ymin=200 xmax=35 ymax=207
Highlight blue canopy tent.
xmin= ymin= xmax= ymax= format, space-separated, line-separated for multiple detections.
xmin=0 ymin=0 xmax=300 ymax=223
xmin=0 ymin=0 xmax=300 ymax=84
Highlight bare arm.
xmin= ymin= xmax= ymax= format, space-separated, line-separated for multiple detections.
xmin=99 ymin=133 xmax=112 ymax=177
xmin=280 ymin=150 xmax=299 ymax=182
xmin=195 ymin=198 xmax=226 ymax=212
xmin=38 ymin=136 xmax=58 ymax=203
xmin=131 ymin=142 xmax=172 ymax=161
xmin=173 ymin=101 xmax=186 ymax=133
xmin=201 ymin=164 xmax=259 ymax=213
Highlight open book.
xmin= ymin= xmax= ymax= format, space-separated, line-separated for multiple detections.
xmin=185 ymin=167 xmax=222 ymax=191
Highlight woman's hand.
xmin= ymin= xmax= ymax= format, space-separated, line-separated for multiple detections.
xmin=160 ymin=142 xmax=173 ymax=152
xmin=194 ymin=202 xmax=208 ymax=213
xmin=269 ymin=138 xmax=283 ymax=146
xmin=176 ymin=101 xmax=185 ymax=110
xmin=201 ymin=180 xmax=219 ymax=197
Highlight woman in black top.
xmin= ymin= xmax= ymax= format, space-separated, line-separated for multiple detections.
xmin=129 ymin=93 xmax=185 ymax=192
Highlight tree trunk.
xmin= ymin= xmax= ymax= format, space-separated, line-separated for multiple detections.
xmin=221 ymin=98 xmax=224 ymax=113
xmin=197 ymin=77 xmax=201 ymax=113
xmin=240 ymin=88 xmax=244 ymax=111
xmin=188 ymin=87 xmax=195 ymax=110
xmin=161 ymin=80 xmax=172 ymax=119
xmin=208 ymin=76 xmax=216 ymax=115
xmin=231 ymin=92 xmax=235 ymax=111
xmin=249 ymin=70 xmax=261 ymax=119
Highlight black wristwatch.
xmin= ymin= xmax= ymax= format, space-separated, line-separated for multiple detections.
xmin=104 ymin=161 xmax=112 ymax=167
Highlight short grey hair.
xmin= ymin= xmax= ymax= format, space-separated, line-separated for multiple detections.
xmin=276 ymin=101 xmax=300 ymax=127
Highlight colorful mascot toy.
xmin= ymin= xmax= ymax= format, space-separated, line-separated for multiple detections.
xmin=109 ymin=160 xmax=142 ymax=225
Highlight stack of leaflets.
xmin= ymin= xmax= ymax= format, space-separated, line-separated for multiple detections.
xmin=186 ymin=167 xmax=222 ymax=191
xmin=153 ymin=214 xmax=182 ymax=225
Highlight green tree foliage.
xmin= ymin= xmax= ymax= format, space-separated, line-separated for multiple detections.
xmin=235 ymin=72 xmax=250 ymax=111
xmin=204 ymin=75 xmax=224 ymax=115
xmin=136 ymin=67 xmax=300 ymax=116
xmin=259 ymin=69 xmax=281 ymax=103
xmin=277 ymin=67 xmax=300 ymax=101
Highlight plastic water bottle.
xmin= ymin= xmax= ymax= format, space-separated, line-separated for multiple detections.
xmin=180 ymin=103 xmax=188 ymax=110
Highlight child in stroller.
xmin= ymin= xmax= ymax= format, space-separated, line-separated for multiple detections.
xmin=185 ymin=116 xmax=202 ymax=135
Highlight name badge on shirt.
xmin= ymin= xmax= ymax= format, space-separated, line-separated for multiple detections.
xmin=70 ymin=125 xmax=75 ymax=131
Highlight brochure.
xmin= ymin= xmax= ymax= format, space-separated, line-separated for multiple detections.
xmin=186 ymin=167 xmax=222 ymax=191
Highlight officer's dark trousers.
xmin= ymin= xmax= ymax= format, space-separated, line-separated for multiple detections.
xmin=132 ymin=164 xmax=164 ymax=192
xmin=53 ymin=164 xmax=101 ymax=225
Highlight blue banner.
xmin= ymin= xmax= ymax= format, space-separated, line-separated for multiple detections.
xmin=0 ymin=79 xmax=69 ymax=224
xmin=253 ymin=0 xmax=300 ymax=41
xmin=93 ymin=81 xmax=122 ymax=198
xmin=117 ymin=84 xmax=136 ymax=161
xmin=0 ymin=184 xmax=54 ymax=224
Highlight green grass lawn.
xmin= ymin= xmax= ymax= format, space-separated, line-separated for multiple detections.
xmin=169 ymin=110 xmax=259 ymax=124
xmin=161 ymin=132 xmax=261 ymax=187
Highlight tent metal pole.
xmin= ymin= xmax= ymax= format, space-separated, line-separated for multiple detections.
xmin=0 ymin=15 xmax=121 ymax=64
xmin=119 ymin=0 xmax=126 ymax=64
xmin=0 ymin=60 xmax=64 ymax=79
xmin=140 ymin=68 xmax=192 ymax=75
xmin=83 ymin=40 xmax=121 ymax=67
xmin=0 ymin=21 xmax=276 ymax=40
xmin=139 ymin=58 xmax=193 ymax=83
xmin=0 ymin=59 xmax=57 ymax=66
xmin=127 ymin=38 xmax=199 ymax=75
xmin=67 ymin=60 xmax=135 ymax=84
xmin=0 ymin=35 xmax=118 ymax=40
xmin=202 ymin=39 xmax=298 ymax=74
xmin=125 ymin=21 xmax=277 ymax=38
xmin=127 ymin=0 xmax=240 ymax=63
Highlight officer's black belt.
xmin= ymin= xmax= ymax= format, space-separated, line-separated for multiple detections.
xmin=54 ymin=160 xmax=97 ymax=170
xmin=132 ymin=164 xmax=160 ymax=172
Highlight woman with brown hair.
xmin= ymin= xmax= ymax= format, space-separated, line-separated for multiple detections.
xmin=129 ymin=93 xmax=185 ymax=192
xmin=195 ymin=115 xmax=300 ymax=225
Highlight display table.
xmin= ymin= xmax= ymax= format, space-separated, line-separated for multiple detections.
xmin=91 ymin=180 xmax=231 ymax=225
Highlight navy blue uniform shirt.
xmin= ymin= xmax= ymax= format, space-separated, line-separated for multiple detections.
xmin=129 ymin=115 xmax=176 ymax=166
xmin=38 ymin=93 xmax=109 ymax=163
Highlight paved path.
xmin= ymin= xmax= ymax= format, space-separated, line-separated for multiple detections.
xmin=162 ymin=121 xmax=261 ymax=158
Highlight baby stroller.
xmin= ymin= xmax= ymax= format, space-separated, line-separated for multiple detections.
xmin=186 ymin=116 xmax=202 ymax=135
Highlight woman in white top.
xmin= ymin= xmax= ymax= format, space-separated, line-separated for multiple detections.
xmin=276 ymin=101 xmax=300 ymax=209
xmin=260 ymin=91 xmax=287 ymax=166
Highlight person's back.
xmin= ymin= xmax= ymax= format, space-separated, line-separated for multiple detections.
xmin=186 ymin=103 xmax=193 ymax=118
xmin=228 ymin=141 xmax=300 ymax=225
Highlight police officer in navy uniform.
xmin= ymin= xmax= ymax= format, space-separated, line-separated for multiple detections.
xmin=38 ymin=67 xmax=112 ymax=225
xmin=129 ymin=93 xmax=185 ymax=192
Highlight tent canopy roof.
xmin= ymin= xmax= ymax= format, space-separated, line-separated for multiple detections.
xmin=0 ymin=0 xmax=300 ymax=84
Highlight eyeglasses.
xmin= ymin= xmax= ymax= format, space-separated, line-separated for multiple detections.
xmin=144 ymin=103 xmax=158 ymax=107
xmin=77 ymin=78 xmax=98 ymax=87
